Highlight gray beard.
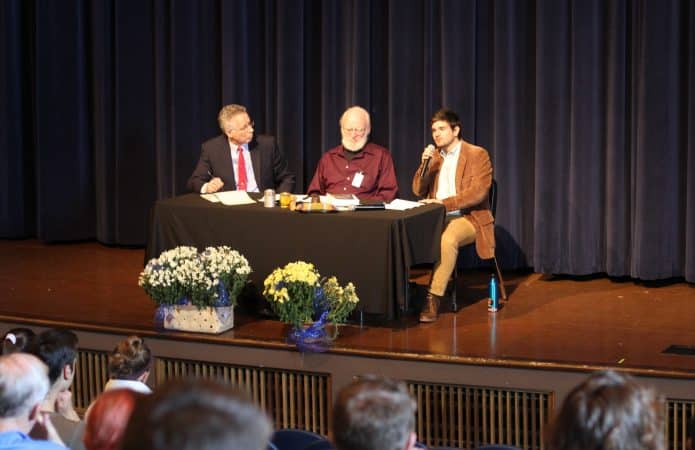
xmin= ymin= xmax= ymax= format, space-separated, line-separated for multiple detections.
xmin=342 ymin=136 xmax=368 ymax=152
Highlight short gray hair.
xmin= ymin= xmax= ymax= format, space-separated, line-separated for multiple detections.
xmin=218 ymin=104 xmax=248 ymax=131
xmin=339 ymin=106 xmax=371 ymax=129
xmin=0 ymin=353 xmax=50 ymax=418
xmin=333 ymin=376 xmax=416 ymax=450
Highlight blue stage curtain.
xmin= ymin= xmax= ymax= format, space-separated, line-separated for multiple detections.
xmin=1 ymin=0 xmax=694 ymax=282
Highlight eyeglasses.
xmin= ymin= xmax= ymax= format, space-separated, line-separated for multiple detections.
xmin=226 ymin=121 xmax=254 ymax=133
xmin=342 ymin=127 xmax=367 ymax=134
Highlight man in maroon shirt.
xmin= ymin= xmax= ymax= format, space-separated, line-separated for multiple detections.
xmin=307 ymin=106 xmax=399 ymax=202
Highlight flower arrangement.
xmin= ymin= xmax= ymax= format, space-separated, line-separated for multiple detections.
xmin=139 ymin=245 xmax=251 ymax=308
xmin=263 ymin=261 xmax=359 ymax=329
xmin=321 ymin=276 xmax=359 ymax=324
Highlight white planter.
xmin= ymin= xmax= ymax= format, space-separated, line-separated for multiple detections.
xmin=162 ymin=304 xmax=234 ymax=334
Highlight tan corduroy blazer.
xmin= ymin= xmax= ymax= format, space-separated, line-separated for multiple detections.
xmin=412 ymin=139 xmax=495 ymax=259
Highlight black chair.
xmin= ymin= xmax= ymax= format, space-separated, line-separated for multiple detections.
xmin=271 ymin=429 xmax=332 ymax=450
xmin=450 ymin=179 xmax=507 ymax=311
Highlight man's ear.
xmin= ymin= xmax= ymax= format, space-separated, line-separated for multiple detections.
xmin=453 ymin=125 xmax=461 ymax=138
xmin=28 ymin=403 xmax=41 ymax=422
xmin=63 ymin=363 xmax=74 ymax=380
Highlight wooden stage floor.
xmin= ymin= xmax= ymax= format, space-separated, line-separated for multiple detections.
xmin=2 ymin=239 xmax=695 ymax=378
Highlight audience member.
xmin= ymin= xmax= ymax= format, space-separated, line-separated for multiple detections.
xmin=547 ymin=370 xmax=664 ymax=450
xmin=333 ymin=375 xmax=418 ymax=450
xmin=26 ymin=329 xmax=83 ymax=450
xmin=82 ymin=389 xmax=143 ymax=450
xmin=104 ymin=336 xmax=152 ymax=395
xmin=2 ymin=328 xmax=35 ymax=355
xmin=0 ymin=353 xmax=65 ymax=449
xmin=121 ymin=378 xmax=272 ymax=450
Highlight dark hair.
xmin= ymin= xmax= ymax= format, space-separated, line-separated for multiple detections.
xmin=2 ymin=328 xmax=35 ymax=355
xmin=108 ymin=336 xmax=152 ymax=380
xmin=26 ymin=328 xmax=78 ymax=384
xmin=333 ymin=376 xmax=416 ymax=450
xmin=121 ymin=378 xmax=272 ymax=450
xmin=547 ymin=371 xmax=664 ymax=450
xmin=430 ymin=108 xmax=461 ymax=134
xmin=83 ymin=388 xmax=145 ymax=450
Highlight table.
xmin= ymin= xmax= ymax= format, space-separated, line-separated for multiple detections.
xmin=146 ymin=194 xmax=445 ymax=319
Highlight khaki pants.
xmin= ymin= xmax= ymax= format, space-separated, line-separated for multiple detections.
xmin=430 ymin=216 xmax=476 ymax=296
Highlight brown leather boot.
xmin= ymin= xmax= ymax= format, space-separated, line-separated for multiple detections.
xmin=419 ymin=292 xmax=441 ymax=323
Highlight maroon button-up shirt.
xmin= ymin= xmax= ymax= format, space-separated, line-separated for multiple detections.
xmin=306 ymin=143 xmax=399 ymax=202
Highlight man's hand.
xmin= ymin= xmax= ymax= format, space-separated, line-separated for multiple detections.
xmin=205 ymin=177 xmax=224 ymax=193
xmin=55 ymin=390 xmax=80 ymax=422
xmin=419 ymin=198 xmax=443 ymax=204
xmin=421 ymin=144 xmax=436 ymax=163
xmin=33 ymin=412 xmax=67 ymax=447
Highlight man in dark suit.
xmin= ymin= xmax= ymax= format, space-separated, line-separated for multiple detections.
xmin=187 ymin=104 xmax=295 ymax=194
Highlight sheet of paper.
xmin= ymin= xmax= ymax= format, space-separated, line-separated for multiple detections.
xmin=212 ymin=190 xmax=256 ymax=206
xmin=201 ymin=194 xmax=220 ymax=203
xmin=385 ymin=199 xmax=424 ymax=210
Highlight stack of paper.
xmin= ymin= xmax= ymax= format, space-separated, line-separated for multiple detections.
xmin=385 ymin=199 xmax=424 ymax=211
xmin=200 ymin=191 xmax=256 ymax=206
xmin=326 ymin=193 xmax=360 ymax=207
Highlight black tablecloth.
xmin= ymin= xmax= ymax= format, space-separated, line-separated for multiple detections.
xmin=146 ymin=194 xmax=445 ymax=318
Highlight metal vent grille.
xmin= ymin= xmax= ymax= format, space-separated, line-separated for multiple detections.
xmin=72 ymin=349 xmax=110 ymax=411
xmin=666 ymin=399 xmax=695 ymax=450
xmin=156 ymin=357 xmax=331 ymax=435
xmin=408 ymin=381 xmax=553 ymax=450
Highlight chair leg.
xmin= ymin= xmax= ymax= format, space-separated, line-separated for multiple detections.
xmin=493 ymin=256 xmax=507 ymax=300
xmin=451 ymin=268 xmax=458 ymax=312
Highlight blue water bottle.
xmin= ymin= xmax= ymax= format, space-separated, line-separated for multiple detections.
xmin=488 ymin=274 xmax=499 ymax=312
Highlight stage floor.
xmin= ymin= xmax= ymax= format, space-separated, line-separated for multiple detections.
xmin=1 ymin=239 xmax=695 ymax=378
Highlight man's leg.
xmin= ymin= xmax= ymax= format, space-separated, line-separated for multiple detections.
xmin=430 ymin=217 xmax=476 ymax=296
xmin=420 ymin=216 xmax=476 ymax=322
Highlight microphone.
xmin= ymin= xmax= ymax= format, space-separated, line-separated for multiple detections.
xmin=420 ymin=144 xmax=435 ymax=179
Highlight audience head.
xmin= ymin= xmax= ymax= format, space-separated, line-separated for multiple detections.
xmin=83 ymin=388 xmax=144 ymax=450
xmin=108 ymin=335 xmax=152 ymax=382
xmin=548 ymin=370 xmax=664 ymax=450
xmin=2 ymin=328 xmax=35 ymax=354
xmin=0 ymin=353 xmax=50 ymax=428
xmin=340 ymin=106 xmax=371 ymax=151
xmin=333 ymin=375 xmax=417 ymax=450
xmin=26 ymin=328 xmax=78 ymax=387
xmin=122 ymin=378 xmax=272 ymax=450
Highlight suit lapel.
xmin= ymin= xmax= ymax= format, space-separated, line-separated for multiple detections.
xmin=220 ymin=137 xmax=237 ymax=188
xmin=455 ymin=141 xmax=469 ymax=194
xmin=249 ymin=138 xmax=261 ymax=187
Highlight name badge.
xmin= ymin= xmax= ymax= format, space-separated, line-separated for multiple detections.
xmin=352 ymin=171 xmax=364 ymax=188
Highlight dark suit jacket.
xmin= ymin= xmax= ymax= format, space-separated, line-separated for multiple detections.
xmin=412 ymin=139 xmax=495 ymax=260
xmin=187 ymin=134 xmax=295 ymax=193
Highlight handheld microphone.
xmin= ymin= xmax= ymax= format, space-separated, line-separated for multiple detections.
xmin=420 ymin=144 xmax=435 ymax=179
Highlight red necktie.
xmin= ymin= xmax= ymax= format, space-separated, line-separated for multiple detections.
xmin=236 ymin=146 xmax=247 ymax=191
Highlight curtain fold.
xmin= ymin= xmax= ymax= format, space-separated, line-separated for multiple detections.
xmin=1 ymin=0 xmax=693 ymax=282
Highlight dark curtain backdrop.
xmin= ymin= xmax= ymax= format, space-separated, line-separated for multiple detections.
xmin=1 ymin=0 xmax=694 ymax=282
